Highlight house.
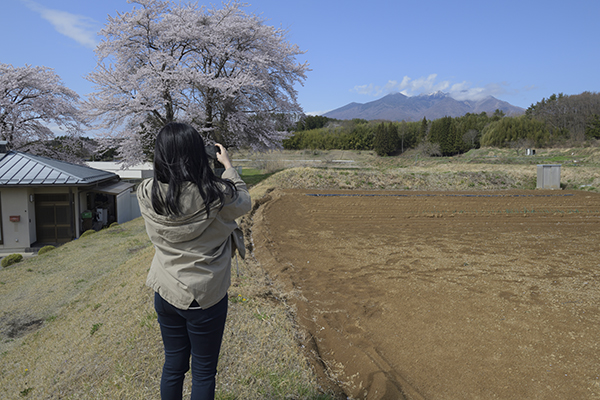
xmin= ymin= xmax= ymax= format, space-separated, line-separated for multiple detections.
xmin=0 ymin=148 xmax=141 ymax=251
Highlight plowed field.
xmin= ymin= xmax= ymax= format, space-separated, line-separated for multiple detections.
xmin=253 ymin=189 xmax=600 ymax=400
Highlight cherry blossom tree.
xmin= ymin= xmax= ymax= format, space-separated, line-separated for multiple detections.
xmin=0 ymin=63 xmax=86 ymax=162
xmin=85 ymin=0 xmax=309 ymax=165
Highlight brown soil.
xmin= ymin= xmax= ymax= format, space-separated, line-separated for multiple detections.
xmin=252 ymin=189 xmax=600 ymax=400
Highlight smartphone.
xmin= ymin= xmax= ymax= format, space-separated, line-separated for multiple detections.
xmin=205 ymin=144 xmax=220 ymax=159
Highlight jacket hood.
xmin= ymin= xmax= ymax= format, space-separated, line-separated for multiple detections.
xmin=137 ymin=179 xmax=221 ymax=243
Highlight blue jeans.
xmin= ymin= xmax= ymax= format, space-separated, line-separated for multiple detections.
xmin=154 ymin=292 xmax=228 ymax=400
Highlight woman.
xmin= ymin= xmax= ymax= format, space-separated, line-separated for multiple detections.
xmin=137 ymin=122 xmax=251 ymax=399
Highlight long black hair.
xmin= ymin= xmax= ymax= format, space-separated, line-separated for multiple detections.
xmin=151 ymin=122 xmax=236 ymax=217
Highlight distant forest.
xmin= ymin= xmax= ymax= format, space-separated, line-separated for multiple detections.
xmin=285 ymin=92 xmax=600 ymax=156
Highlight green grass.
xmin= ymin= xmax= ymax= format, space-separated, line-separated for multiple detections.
xmin=241 ymin=167 xmax=278 ymax=187
xmin=544 ymin=155 xmax=576 ymax=163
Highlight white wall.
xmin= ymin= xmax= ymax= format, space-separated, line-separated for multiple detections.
xmin=116 ymin=190 xmax=130 ymax=224
xmin=116 ymin=191 xmax=142 ymax=224
xmin=86 ymin=161 xmax=153 ymax=179
xmin=131 ymin=192 xmax=141 ymax=220
xmin=0 ymin=189 xmax=32 ymax=250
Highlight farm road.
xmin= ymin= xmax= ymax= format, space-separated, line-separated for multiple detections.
xmin=253 ymin=189 xmax=600 ymax=400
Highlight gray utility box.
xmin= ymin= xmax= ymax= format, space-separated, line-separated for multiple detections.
xmin=537 ymin=164 xmax=561 ymax=189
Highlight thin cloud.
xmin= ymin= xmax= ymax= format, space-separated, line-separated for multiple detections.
xmin=305 ymin=110 xmax=331 ymax=116
xmin=353 ymin=83 xmax=376 ymax=96
xmin=353 ymin=74 xmax=449 ymax=97
xmin=353 ymin=74 xmax=507 ymax=101
xmin=22 ymin=0 xmax=99 ymax=49
xmin=450 ymin=82 xmax=508 ymax=101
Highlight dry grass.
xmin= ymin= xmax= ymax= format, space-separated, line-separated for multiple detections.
xmin=0 ymin=218 xmax=330 ymax=399
xmin=1 ymin=146 xmax=599 ymax=399
xmin=230 ymin=149 xmax=378 ymax=172
xmin=234 ymin=147 xmax=600 ymax=193
xmin=252 ymin=165 xmax=538 ymax=192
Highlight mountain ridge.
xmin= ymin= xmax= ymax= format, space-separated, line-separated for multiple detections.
xmin=322 ymin=92 xmax=525 ymax=121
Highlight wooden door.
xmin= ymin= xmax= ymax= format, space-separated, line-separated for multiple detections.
xmin=35 ymin=193 xmax=74 ymax=243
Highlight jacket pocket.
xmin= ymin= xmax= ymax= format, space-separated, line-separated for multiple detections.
xmin=231 ymin=227 xmax=245 ymax=259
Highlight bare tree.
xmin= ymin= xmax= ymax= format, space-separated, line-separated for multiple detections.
xmin=508 ymin=138 xmax=531 ymax=156
xmin=463 ymin=129 xmax=479 ymax=148
xmin=527 ymin=92 xmax=600 ymax=144
xmin=417 ymin=141 xmax=441 ymax=157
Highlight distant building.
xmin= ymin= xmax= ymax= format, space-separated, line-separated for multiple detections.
xmin=86 ymin=161 xmax=154 ymax=180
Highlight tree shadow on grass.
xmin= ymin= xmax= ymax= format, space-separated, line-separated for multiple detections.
xmin=242 ymin=171 xmax=277 ymax=187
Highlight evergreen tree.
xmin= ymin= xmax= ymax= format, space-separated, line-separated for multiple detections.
xmin=419 ymin=116 xmax=429 ymax=143
xmin=429 ymin=116 xmax=460 ymax=155
xmin=373 ymin=122 xmax=397 ymax=156
xmin=585 ymin=114 xmax=600 ymax=139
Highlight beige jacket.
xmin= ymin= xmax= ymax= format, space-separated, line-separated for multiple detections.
xmin=137 ymin=168 xmax=251 ymax=309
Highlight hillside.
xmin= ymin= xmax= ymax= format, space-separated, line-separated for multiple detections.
xmin=323 ymin=91 xmax=525 ymax=121
xmin=0 ymin=217 xmax=325 ymax=399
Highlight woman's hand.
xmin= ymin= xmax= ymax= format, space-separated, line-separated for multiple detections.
xmin=215 ymin=143 xmax=232 ymax=170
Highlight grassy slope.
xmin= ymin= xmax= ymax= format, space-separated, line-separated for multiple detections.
xmin=0 ymin=217 xmax=327 ymax=399
xmin=1 ymin=147 xmax=598 ymax=399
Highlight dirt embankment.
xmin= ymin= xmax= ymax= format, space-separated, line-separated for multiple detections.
xmin=252 ymin=189 xmax=600 ymax=399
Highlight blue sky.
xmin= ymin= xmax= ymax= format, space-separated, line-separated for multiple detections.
xmin=1 ymin=0 xmax=598 ymax=122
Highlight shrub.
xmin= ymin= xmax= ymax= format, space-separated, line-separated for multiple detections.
xmin=417 ymin=141 xmax=442 ymax=157
xmin=80 ymin=230 xmax=96 ymax=238
xmin=1 ymin=253 xmax=24 ymax=268
xmin=38 ymin=245 xmax=56 ymax=255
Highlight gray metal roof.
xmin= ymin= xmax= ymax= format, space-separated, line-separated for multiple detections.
xmin=0 ymin=151 xmax=118 ymax=186
xmin=94 ymin=181 xmax=135 ymax=195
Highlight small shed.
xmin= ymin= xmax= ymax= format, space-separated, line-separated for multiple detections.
xmin=536 ymin=164 xmax=562 ymax=190
xmin=0 ymin=150 xmax=140 ymax=251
